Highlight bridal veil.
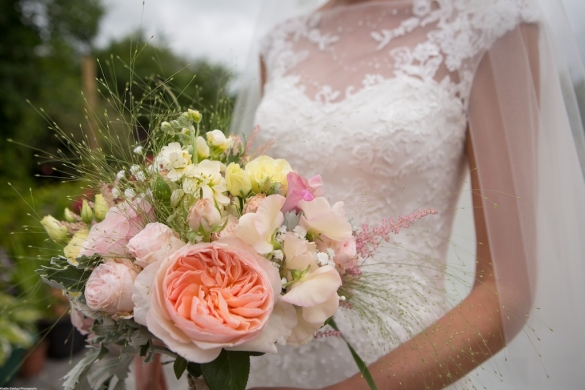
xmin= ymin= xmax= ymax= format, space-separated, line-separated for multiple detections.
xmin=231 ymin=0 xmax=585 ymax=388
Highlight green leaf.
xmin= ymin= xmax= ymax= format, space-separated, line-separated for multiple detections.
xmin=201 ymin=350 xmax=250 ymax=390
xmin=187 ymin=362 xmax=202 ymax=378
xmin=75 ymin=254 xmax=103 ymax=270
xmin=62 ymin=347 xmax=102 ymax=390
xmin=36 ymin=256 xmax=92 ymax=292
xmin=328 ymin=318 xmax=378 ymax=390
xmin=140 ymin=339 xmax=152 ymax=357
xmin=174 ymin=356 xmax=188 ymax=379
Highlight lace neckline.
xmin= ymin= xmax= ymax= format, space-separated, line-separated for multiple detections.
xmin=315 ymin=0 xmax=415 ymax=15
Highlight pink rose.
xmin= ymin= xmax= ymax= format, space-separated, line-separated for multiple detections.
xmin=143 ymin=238 xmax=285 ymax=363
xmin=243 ymin=193 xmax=266 ymax=214
xmin=70 ymin=309 xmax=94 ymax=336
xmin=127 ymin=223 xmax=185 ymax=268
xmin=281 ymin=173 xmax=324 ymax=214
xmin=211 ymin=216 xmax=239 ymax=241
xmin=85 ymin=259 xmax=139 ymax=314
xmin=187 ymin=199 xmax=222 ymax=233
xmin=79 ymin=198 xmax=153 ymax=258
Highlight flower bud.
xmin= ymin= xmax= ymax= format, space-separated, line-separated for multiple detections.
xmin=244 ymin=194 xmax=266 ymax=214
xmin=188 ymin=109 xmax=202 ymax=123
xmin=41 ymin=215 xmax=69 ymax=241
xmin=64 ymin=229 xmax=89 ymax=266
xmin=225 ymin=163 xmax=252 ymax=197
xmin=187 ymin=199 xmax=222 ymax=233
xmin=206 ymin=130 xmax=232 ymax=153
xmin=161 ymin=121 xmax=174 ymax=134
xmin=94 ymin=194 xmax=109 ymax=221
xmin=64 ymin=208 xmax=77 ymax=222
xmin=81 ymin=200 xmax=94 ymax=224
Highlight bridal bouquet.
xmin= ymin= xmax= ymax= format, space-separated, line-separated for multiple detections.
xmin=37 ymin=109 xmax=435 ymax=390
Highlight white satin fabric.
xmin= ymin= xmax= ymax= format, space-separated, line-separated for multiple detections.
xmin=237 ymin=0 xmax=585 ymax=388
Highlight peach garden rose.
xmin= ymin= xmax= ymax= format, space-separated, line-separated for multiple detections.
xmin=137 ymin=238 xmax=289 ymax=363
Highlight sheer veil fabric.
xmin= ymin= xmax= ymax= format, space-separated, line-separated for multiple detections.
xmin=231 ymin=0 xmax=585 ymax=388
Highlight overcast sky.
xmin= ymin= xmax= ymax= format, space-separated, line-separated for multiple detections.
xmin=95 ymin=0 xmax=585 ymax=79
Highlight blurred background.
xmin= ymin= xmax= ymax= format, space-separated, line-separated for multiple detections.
xmin=0 ymin=0 xmax=583 ymax=388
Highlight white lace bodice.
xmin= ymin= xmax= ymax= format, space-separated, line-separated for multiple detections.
xmin=248 ymin=1 xmax=538 ymax=388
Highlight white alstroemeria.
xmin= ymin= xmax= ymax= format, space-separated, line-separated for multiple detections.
xmin=124 ymin=188 xmax=135 ymax=198
xmin=182 ymin=160 xmax=230 ymax=206
xmin=155 ymin=142 xmax=192 ymax=181
xmin=135 ymin=171 xmax=146 ymax=182
xmin=130 ymin=165 xmax=141 ymax=174
xmin=116 ymin=170 xmax=125 ymax=180
xmin=133 ymin=146 xmax=143 ymax=154
xmin=235 ymin=195 xmax=286 ymax=255
xmin=112 ymin=188 xmax=120 ymax=199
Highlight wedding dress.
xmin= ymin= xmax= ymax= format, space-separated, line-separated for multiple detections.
xmin=242 ymin=0 xmax=585 ymax=389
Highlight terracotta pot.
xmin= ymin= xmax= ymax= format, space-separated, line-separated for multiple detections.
xmin=19 ymin=338 xmax=49 ymax=378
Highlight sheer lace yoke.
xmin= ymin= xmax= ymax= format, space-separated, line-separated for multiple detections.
xmin=260 ymin=0 xmax=539 ymax=108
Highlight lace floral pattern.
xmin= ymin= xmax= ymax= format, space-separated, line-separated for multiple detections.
xmin=249 ymin=0 xmax=539 ymax=388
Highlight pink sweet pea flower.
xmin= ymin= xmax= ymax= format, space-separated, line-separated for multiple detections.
xmin=280 ymin=233 xmax=342 ymax=346
xmin=298 ymin=197 xmax=353 ymax=242
xmin=234 ymin=194 xmax=285 ymax=255
xmin=281 ymin=173 xmax=324 ymax=214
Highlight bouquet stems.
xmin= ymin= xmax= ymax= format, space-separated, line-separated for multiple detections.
xmin=188 ymin=374 xmax=209 ymax=390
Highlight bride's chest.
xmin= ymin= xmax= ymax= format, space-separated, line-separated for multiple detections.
xmin=255 ymin=76 xmax=467 ymax=182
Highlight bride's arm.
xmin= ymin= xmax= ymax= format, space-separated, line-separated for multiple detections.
xmin=324 ymin=23 xmax=540 ymax=390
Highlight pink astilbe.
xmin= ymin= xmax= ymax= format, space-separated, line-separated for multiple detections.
xmin=243 ymin=126 xmax=275 ymax=161
xmin=355 ymin=208 xmax=438 ymax=260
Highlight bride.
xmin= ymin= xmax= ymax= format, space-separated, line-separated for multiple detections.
xmin=226 ymin=0 xmax=585 ymax=388
xmin=134 ymin=0 xmax=584 ymax=388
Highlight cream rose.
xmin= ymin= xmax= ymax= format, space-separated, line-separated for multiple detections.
xmin=85 ymin=259 xmax=139 ymax=314
xmin=225 ymin=162 xmax=252 ymax=197
xmin=245 ymin=156 xmax=292 ymax=194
